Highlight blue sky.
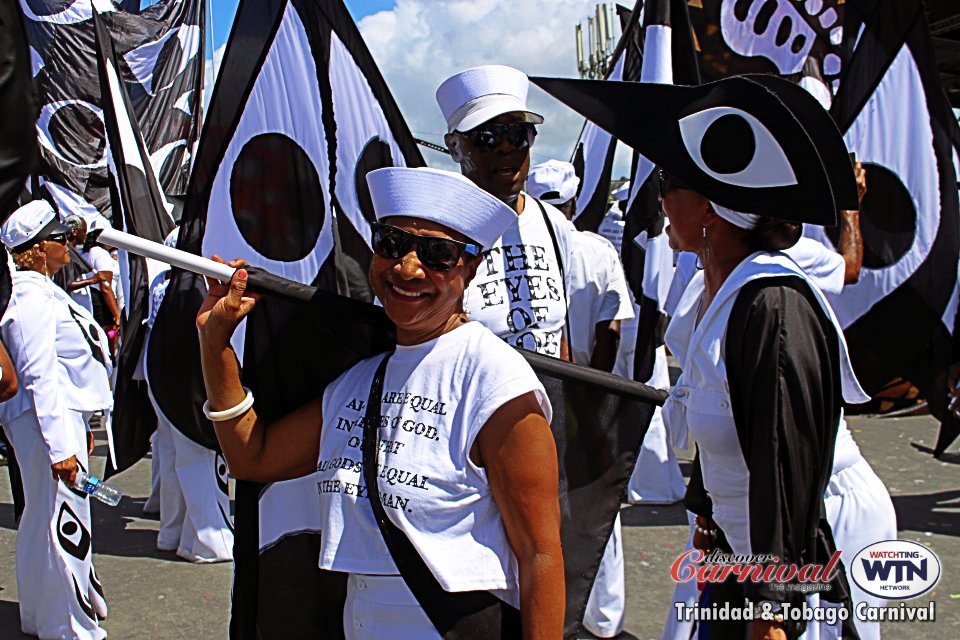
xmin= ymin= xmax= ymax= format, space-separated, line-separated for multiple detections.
xmin=205 ymin=0 xmax=397 ymax=54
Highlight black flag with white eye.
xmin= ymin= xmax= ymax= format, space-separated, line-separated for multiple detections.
xmin=92 ymin=9 xmax=176 ymax=477
xmin=827 ymin=0 xmax=960 ymax=456
xmin=689 ymin=0 xmax=846 ymax=105
xmin=57 ymin=500 xmax=92 ymax=560
xmin=143 ymin=1 xmax=422 ymax=636
xmin=21 ymin=0 xmax=117 ymax=219
xmin=20 ymin=0 xmax=205 ymax=221
xmin=104 ymin=0 xmax=206 ymax=197
xmin=531 ymin=74 xmax=857 ymax=225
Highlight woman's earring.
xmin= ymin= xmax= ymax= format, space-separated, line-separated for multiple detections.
xmin=696 ymin=224 xmax=710 ymax=270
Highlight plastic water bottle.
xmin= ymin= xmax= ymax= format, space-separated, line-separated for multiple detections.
xmin=73 ymin=470 xmax=122 ymax=506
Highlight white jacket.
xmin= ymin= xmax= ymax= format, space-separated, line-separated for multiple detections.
xmin=0 ymin=270 xmax=113 ymax=464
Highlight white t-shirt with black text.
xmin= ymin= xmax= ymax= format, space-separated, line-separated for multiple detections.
xmin=463 ymin=194 xmax=575 ymax=358
xmin=316 ymin=321 xmax=551 ymax=605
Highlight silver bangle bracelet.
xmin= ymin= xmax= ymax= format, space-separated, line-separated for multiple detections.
xmin=203 ymin=387 xmax=255 ymax=422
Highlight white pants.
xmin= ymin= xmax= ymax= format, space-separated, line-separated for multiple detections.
xmin=343 ymin=574 xmax=440 ymax=639
xmin=627 ymin=406 xmax=686 ymax=504
xmin=583 ymin=514 xmax=625 ymax=637
xmin=3 ymin=410 xmax=108 ymax=640
xmin=142 ymin=431 xmax=161 ymax=515
xmin=824 ymin=457 xmax=897 ymax=640
xmin=148 ymin=392 xmax=233 ymax=563
xmin=628 ymin=347 xmax=685 ymax=505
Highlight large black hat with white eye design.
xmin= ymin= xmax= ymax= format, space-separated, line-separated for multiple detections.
xmin=530 ymin=74 xmax=858 ymax=226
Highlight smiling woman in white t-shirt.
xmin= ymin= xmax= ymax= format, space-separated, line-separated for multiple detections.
xmin=196 ymin=167 xmax=563 ymax=640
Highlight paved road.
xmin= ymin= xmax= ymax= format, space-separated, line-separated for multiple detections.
xmin=1 ymin=414 xmax=957 ymax=639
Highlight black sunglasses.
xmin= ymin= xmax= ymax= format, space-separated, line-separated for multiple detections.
xmin=657 ymin=169 xmax=689 ymax=198
xmin=370 ymin=223 xmax=481 ymax=272
xmin=461 ymin=122 xmax=537 ymax=152
xmin=44 ymin=233 xmax=68 ymax=245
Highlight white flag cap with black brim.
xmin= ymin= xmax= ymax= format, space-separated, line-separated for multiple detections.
xmin=530 ymin=74 xmax=858 ymax=226
xmin=1 ymin=199 xmax=71 ymax=253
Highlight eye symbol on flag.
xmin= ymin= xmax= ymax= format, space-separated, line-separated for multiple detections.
xmin=678 ymin=107 xmax=797 ymax=188
xmin=827 ymin=163 xmax=917 ymax=269
xmin=37 ymin=100 xmax=108 ymax=169
xmin=228 ymin=132 xmax=325 ymax=262
xmin=57 ymin=501 xmax=92 ymax=560
xmin=215 ymin=453 xmax=230 ymax=495
xmin=21 ymin=0 xmax=93 ymax=25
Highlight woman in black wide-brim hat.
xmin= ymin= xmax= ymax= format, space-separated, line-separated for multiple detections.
xmin=533 ymin=74 xmax=875 ymax=640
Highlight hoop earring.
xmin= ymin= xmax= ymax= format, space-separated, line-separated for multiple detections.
xmin=696 ymin=224 xmax=711 ymax=269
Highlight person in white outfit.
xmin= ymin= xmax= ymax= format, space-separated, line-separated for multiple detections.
xmin=197 ymin=167 xmax=565 ymax=638
xmin=0 ymin=200 xmax=113 ymax=640
xmin=143 ymin=228 xmax=233 ymax=562
xmin=660 ymin=165 xmax=894 ymax=640
xmin=528 ymin=160 xmax=634 ymax=638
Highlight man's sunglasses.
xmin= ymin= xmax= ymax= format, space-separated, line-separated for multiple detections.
xmin=370 ymin=223 xmax=481 ymax=272
xmin=44 ymin=233 xmax=68 ymax=245
xmin=460 ymin=122 xmax=537 ymax=152
xmin=657 ymin=169 xmax=689 ymax=198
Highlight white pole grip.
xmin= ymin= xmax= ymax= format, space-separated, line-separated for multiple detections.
xmin=97 ymin=227 xmax=235 ymax=282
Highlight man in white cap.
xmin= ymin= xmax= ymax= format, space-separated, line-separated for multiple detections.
xmin=527 ymin=160 xmax=633 ymax=638
xmin=437 ymin=65 xmax=576 ymax=360
xmin=597 ymin=181 xmax=629 ymax=257
xmin=0 ymin=199 xmax=112 ymax=640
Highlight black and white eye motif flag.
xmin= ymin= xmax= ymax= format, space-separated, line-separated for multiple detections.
xmin=827 ymin=0 xmax=960 ymax=457
xmin=104 ymin=0 xmax=206 ymax=197
xmin=618 ymin=0 xmax=700 ymax=384
xmin=92 ymin=8 xmax=176 ymax=475
xmin=19 ymin=0 xmax=205 ymax=222
xmin=0 ymin=0 xmax=39 ymax=317
xmin=569 ymin=2 xmax=640 ymax=233
xmin=20 ymin=0 xmax=118 ymax=219
xmin=689 ymin=0 xmax=845 ymax=105
xmin=142 ymin=0 xmax=423 ymax=635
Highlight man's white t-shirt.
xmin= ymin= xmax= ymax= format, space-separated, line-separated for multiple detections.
xmin=596 ymin=206 xmax=625 ymax=257
xmin=315 ymin=321 xmax=551 ymax=605
xmin=567 ymin=231 xmax=634 ymax=367
xmin=463 ymin=195 xmax=575 ymax=358
xmin=82 ymin=245 xmax=125 ymax=313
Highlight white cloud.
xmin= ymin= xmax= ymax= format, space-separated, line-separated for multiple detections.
xmin=357 ymin=0 xmax=631 ymax=174
xmin=202 ymin=43 xmax=228 ymax=112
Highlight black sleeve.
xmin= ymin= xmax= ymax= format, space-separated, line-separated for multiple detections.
xmin=0 ymin=4 xmax=38 ymax=216
xmin=724 ymin=276 xmax=842 ymax=603
xmin=683 ymin=447 xmax=713 ymax=518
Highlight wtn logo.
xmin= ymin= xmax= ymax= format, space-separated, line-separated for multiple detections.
xmin=861 ymin=558 xmax=927 ymax=583
xmin=851 ymin=541 xmax=941 ymax=600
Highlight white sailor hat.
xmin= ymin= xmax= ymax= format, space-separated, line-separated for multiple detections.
xmin=526 ymin=160 xmax=580 ymax=205
xmin=436 ymin=65 xmax=544 ymax=134
xmin=1 ymin=200 xmax=71 ymax=253
xmin=611 ymin=181 xmax=631 ymax=202
xmin=366 ymin=167 xmax=517 ymax=249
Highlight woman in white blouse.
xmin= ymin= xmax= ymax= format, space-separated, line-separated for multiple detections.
xmin=0 ymin=200 xmax=113 ymax=640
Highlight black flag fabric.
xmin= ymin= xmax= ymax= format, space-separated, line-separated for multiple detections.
xmin=828 ymin=0 xmax=960 ymax=456
xmin=0 ymin=1 xmax=39 ymax=316
xmin=688 ymin=0 xmax=846 ymax=105
xmin=102 ymin=0 xmax=206 ymax=197
xmin=19 ymin=0 xmax=205 ymax=222
xmin=92 ymin=8 xmax=176 ymax=475
xmin=618 ymin=0 xmax=700 ymax=384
